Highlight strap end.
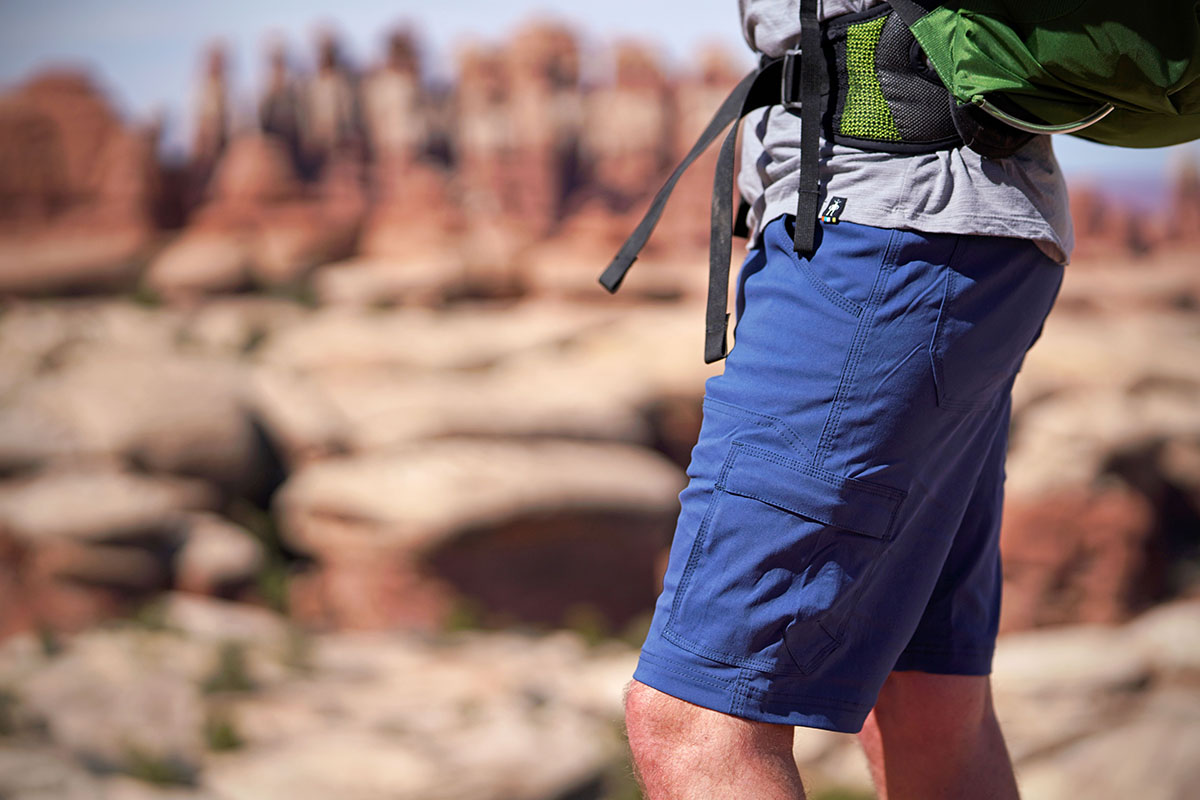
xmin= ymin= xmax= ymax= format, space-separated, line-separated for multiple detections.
xmin=703 ymin=313 xmax=730 ymax=364
xmin=598 ymin=255 xmax=636 ymax=294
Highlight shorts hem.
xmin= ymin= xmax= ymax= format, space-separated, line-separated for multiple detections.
xmin=633 ymin=647 xmax=871 ymax=734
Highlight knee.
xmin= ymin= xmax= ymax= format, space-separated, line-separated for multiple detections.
xmin=623 ymin=680 xmax=679 ymax=763
xmin=624 ymin=680 xmax=792 ymax=767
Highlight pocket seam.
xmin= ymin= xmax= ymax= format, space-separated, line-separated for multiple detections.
xmin=724 ymin=441 xmax=906 ymax=504
xmin=814 ymin=228 xmax=904 ymax=464
xmin=790 ymin=253 xmax=866 ymax=319
xmin=703 ymin=397 xmax=817 ymax=462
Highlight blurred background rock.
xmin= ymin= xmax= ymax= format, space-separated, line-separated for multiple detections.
xmin=0 ymin=3 xmax=1198 ymax=799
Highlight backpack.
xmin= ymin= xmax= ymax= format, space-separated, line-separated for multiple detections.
xmin=890 ymin=0 xmax=1200 ymax=147
xmin=599 ymin=0 xmax=1200 ymax=363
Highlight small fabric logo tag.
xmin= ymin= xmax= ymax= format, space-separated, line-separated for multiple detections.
xmin=821 ymin=196 xmax=847 ymax=224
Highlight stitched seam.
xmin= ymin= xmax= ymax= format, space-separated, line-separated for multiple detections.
xmin=816 ymin=228 xmax=899 ymax=466
xmin=789 ymin=625 xmax=843 ymax=675
xmin=744 ymin=686 xmax=871 ymax=711
xmin=703 ymin=397 xmax=816 ymax=461
xmin=795 ymin=257 xmax=865 ymax=318
xmin=663 ymin=627 xmax=786 ymax=674
xmin=930 ymin=261 xmax=951 ymax=408
xmin=732 ymin=671 xmax=749 ymax=717
xmin=638 ymin=650 xmax=737 ymax=691
xmin=667 ymin=452 xmax=734 ymax=627
xmin=723 ymin=483 xmax=886 ymax=541
xmin=643 ymin=652 xmax=872 ymax=718
xmin=724 ymin=442 xmax=906 ymax=502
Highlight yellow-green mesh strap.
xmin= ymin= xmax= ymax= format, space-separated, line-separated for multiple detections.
xmin=840 ymin=16 xmax=901 ymax=141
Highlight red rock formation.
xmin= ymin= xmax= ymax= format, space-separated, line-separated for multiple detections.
xmin=999 ymin=484 xmax=1158 ymax=633
xmin=148 ymin=132 xmax=363 ymax=295
xmin=1068 ymin=180 xmax=1183 ymax=264
xmin=300 ymin=29 xmax=364 ymax=181
xmin=0 ymin=71 xmax=160 ymax=293
xmin=357 ymin=27 xmax=457 ymax=261
xmin=581 ymin=42 xmax=672 ymax=214
xmin=258 ymin=39 xmax=304 ymax=177
xmin=362 ymin=28 xmax=426 ymax=182
xmin=0 ymin=470 xmax=220 ymax=638
xmin=453 ymin=43 xmax=516 ymax=218
xmin=502 ymin=21 xmax=584 ymax=237
xmin=1166 ymin=155 xmax=1200 ymax=246
xmin=189 ymin=43 xmax=231 ymax=209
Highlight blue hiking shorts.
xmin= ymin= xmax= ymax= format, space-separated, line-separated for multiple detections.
xmin=633 ymin=215 xmax=1063 ymax=733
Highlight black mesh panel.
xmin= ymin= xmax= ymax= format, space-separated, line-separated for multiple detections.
xmin=874 ymin=12 xmax=960 ymax=146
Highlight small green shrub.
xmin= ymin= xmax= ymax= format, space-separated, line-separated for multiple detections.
xmin=202 ymin=641 xmax=255 ymax=694
xmin=35 ymin=624 xmax=63 ymax=658
xmin=0 ymin=688 xmax=18 ymax=736
xmin=129 ymin=284 xmax=162 ymax=308
xmin=203 ymin=710 xmax=244 ymax=752
xmin=122 ymin=747 xmax=194 ymax=786
xmin=227 ymin=499 xmax=292 ymax=614
xmin=130 ymin=598 xmax=170 ymax=631
xmin=255 ymin=562 xmax=291 ymax=615
xmin=562 ymin=604 xmax=610 ymax=647
xmin=281 ymin=624 xmax=314 ymax=675
xmin=442 ymin=598 xmax=483 ymax=632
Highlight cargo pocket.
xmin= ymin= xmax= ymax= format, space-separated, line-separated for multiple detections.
xmin=929 ymin=244 xmax=1063 ymax=412
xmin=664 ymin=441 xmax=904 ymax=676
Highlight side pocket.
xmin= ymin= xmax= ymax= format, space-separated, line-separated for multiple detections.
xmin=929 ymin=240 xmax=1064 ymax=412
xmin=664 ymin=442 xmax=904 ymax=675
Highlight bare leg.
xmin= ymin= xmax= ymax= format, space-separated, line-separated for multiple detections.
xmin=856 ymin=671 xmax=1019 ymax=800
xmin=624 ymin=679 xmax=806 ymax=800
xmin=858 ymin=708 xmax=889 ymax=800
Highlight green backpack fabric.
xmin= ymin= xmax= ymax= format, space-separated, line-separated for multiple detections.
xmin=889 ymin=0 xmax=1200 ymax=147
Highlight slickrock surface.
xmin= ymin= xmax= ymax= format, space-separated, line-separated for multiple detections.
xmin=0 ymin=596 xmax=1196 ymax=800
xmin=276 ymin=439 xmax=684 ymax=631
xmin=0 ymin=595 xmax=637 ymax=800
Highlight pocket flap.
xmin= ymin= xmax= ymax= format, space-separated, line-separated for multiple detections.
xmin=720 ymin=442 xmax=903 ymax=540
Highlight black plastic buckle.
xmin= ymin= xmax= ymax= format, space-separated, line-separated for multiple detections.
xmin=781 ymin=47 xmax=803 ymax=111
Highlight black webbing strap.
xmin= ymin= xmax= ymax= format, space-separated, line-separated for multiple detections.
xmin=704 ymin=63 xmax=788 ymax=362
xmin=597 ymin=64 xmax=778 ymax=295
xmin=706 ymin=90 xmax=754 ymax=362
xmin=883 ymin=0 xmax=933 ymax=28
xmin=598 ymin=60 xmax=785 ymax=363
xmin=793 ymin=0 xmax=823 ymax=256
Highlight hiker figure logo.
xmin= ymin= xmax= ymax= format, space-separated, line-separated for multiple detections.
xmin=821 ymin=196 xmax=846 ymax=224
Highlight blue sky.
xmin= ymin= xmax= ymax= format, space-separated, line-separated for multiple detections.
xmin=1 ymin=0 xmax=1197 ymax=182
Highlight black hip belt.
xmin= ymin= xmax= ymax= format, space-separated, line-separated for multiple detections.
xmin=597 ymin=0 xmax=1031 ymax=364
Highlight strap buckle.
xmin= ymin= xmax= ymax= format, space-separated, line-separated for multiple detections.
xmin=781 ymin=47 xmax=803 ymax=111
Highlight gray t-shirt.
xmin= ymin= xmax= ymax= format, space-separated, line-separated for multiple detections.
xmin=737 ymin=0 xmax=1073 ymax=263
